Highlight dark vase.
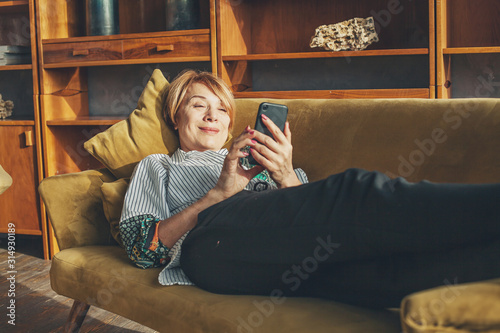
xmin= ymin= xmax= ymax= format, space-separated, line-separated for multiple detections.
xmin=165 ymin=0 xmax=201 ymax=31
xmin=86 ymin=0 xmax=120 ymax=36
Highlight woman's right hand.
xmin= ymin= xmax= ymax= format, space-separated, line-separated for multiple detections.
xmin=210 ymin=126 xmax=264 ymax=201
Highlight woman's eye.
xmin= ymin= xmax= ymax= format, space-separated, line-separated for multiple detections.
xmin=219 ymin=108 xmax=227 ymax=113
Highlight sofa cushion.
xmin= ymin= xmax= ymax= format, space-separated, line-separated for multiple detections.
xmin=84 ymin=69 xmax=179 ymax=179
xmin=39 ymin=169 xmax=117 ymax=250
xmin=401 ymin=278 xmax=500 ymax=333
xmin=51 ymin=245 xmax=402 ymax=333
xmin=101 ymin=178 xmax=130 ymax=247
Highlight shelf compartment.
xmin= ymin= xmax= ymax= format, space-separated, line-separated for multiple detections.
xmin=444 ymin=0 xmax=500 ymax=48
xmin=219 ymin=0 xmax=430 ymax=56
xmin=446 ymin=53 xmax=500 ymax=99
xmin=44 ymin=125 xmax=108 ymax=176
xmin=234 ymin=89 xmax=430 ymax=99
xmin=226 ymin=54 xmax=430 ymax=94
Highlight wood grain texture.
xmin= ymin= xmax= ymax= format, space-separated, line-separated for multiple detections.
xmin=0 ymin=244 xmax=157 ymax=332
xmin=0 ymin=1 xmax=28 ymax=14
xmin=43 ymin=40 xmax=123 ymax=65
xmin=0 ymin=125 xmax=41 ymax=234
xmin=42 ymin=33 xmax=211 ymax=67
xmin=36 ymin=0 xmax=80 ymax=40
xmin=443 ymin=47 xmax=500 ymax=54
xmin=447 ymin=0 xmax=500 ymax=48
xmin=119 ymin=0 xmax=166 ymax=34
xmin=64 ymin=301 xmax=90 ymax=333
xmin=0 ymin=64 xmax=32 ymax=71
xmin=122 ymin=34 xmax=210 ymax=60
xmin=43 ymin=125 xmax=107 ymax=177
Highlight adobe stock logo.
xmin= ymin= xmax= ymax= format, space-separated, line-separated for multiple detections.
xmin=236 ymin=235 xmax=340 ymax=333
xmin=385 ymin=68 xmax=500 ymax=183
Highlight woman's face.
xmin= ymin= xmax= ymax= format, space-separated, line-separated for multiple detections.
xmin=175 ymin=82 xmax=231 ymax=152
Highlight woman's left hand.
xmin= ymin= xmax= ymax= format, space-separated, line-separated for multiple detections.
xmin=249 ymin=115 xmax=302 ymax=188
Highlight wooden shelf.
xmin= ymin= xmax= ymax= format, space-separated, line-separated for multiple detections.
xmin=0 ymin=0 xmax=28 ymax=13
xmin=46 ymin=116 xmax=125 ymax=126
xmin=223 ymin=49 xmax=430 ymax=62
xmin=0 ymin=64 xmax=32 ymax=71
xmin=234 ymin=88 xmax=430 ymax=100
xmin=0 ymin=119 xmax=35 ymax=126
xmin=0 ymin=0 xmax=28 ymax=5
xmin=443 ymin=47 xmax=500 ymax=55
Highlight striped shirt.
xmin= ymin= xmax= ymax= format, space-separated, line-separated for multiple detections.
xmin=120 ymin=148 xmax=308 ymax=286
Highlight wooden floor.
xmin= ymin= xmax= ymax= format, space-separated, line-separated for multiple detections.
xmin=0 ymin=235 xmax=157 ymax=333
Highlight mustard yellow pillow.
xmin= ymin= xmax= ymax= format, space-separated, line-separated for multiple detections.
xmin=101 ymin=178 xmax=130 ymax=247
xmin=401 ymin=278 xmax=500 ymax=333
xmin=84 ymin=69 xmax=179 ymax=179
xmin=0 ymin=164 xmax=13 ymax=195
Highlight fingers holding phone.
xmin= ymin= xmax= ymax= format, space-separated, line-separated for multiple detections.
xmin=243 ymin=103 xmax=301 ymax=188
xmin=247 ymin=102 xmax=288 ymax=165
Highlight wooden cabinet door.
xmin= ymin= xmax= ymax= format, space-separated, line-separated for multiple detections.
xmin=0 ymin=125 xmax=41 ymax=235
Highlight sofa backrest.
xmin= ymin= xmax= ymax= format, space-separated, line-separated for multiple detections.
xmin=234 ymin=98 xmax=500 ymax=184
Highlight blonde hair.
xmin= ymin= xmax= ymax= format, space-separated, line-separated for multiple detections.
xmin=163 ymin=70 xmax=235 ymax=132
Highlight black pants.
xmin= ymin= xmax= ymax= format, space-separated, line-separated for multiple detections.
xmin=180 ymin=168 xmax=500 ymax=308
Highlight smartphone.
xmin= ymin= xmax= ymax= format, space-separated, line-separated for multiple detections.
xmin=247 ymin=102 xmax=288 ymax=165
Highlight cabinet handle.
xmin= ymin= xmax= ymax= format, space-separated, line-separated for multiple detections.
xmin=72 ymin=49 xmax=90 ymax=56
xmin=155 ymin=44 xmax=175 ymax=52
xmin=24 ymin=131 xmax=34 ymax=147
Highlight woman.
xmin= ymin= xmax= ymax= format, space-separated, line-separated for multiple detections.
xmin=120 ymin=70 xmax=499 ymax=308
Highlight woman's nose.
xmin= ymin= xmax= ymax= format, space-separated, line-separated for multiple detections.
xmin=204 ymin=107 xmax=217 ymax=121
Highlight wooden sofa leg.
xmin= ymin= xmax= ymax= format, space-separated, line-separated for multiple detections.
xmin=64 ymin=300 xmax=90 ymax=333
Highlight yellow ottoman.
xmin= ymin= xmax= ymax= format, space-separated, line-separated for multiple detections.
xmin=0 ymin=165 xmax=13 ymax=195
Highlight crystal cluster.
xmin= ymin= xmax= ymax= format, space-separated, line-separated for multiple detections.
xmin=0 ymin=94 xmax=14 ymax=120
xmin=310 ymin=17 xmax=379 ymax=52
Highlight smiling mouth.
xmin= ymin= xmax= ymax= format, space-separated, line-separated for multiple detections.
xmin=199 ymin=127 xmax=220 ymax=134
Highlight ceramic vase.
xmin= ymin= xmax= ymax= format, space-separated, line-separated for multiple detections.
xmin=86 ymin=0 xmax=120 ymax=36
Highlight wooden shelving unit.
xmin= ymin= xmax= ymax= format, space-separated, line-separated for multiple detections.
xmin=0 ymin=0 xmax=47 ymax=257
xmin=437 ymin=0 xmax=500 ymax=98
xmin=35 ymin=0 xmax=217 ymax=256
xmin=217 ymin=0 xmax=435 ymax=99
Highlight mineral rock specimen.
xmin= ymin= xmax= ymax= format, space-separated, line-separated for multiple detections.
xmin=0 ymin=94 xmax=14 ymax=120
xmin=310 ymin=17 xmax=379 ymax=52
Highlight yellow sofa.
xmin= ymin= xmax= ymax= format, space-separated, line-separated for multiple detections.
xmin=39 ymin=70 xmax=500 ymax=332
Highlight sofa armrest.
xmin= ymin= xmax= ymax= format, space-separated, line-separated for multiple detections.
xmin=39 ymin=169 xmax=117 ymax=250
xmin=400 ymin=277 xmax=500 ymax=333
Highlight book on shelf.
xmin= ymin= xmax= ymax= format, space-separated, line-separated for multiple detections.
xmin=0 ymin=45 xmax=31 ymax=65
